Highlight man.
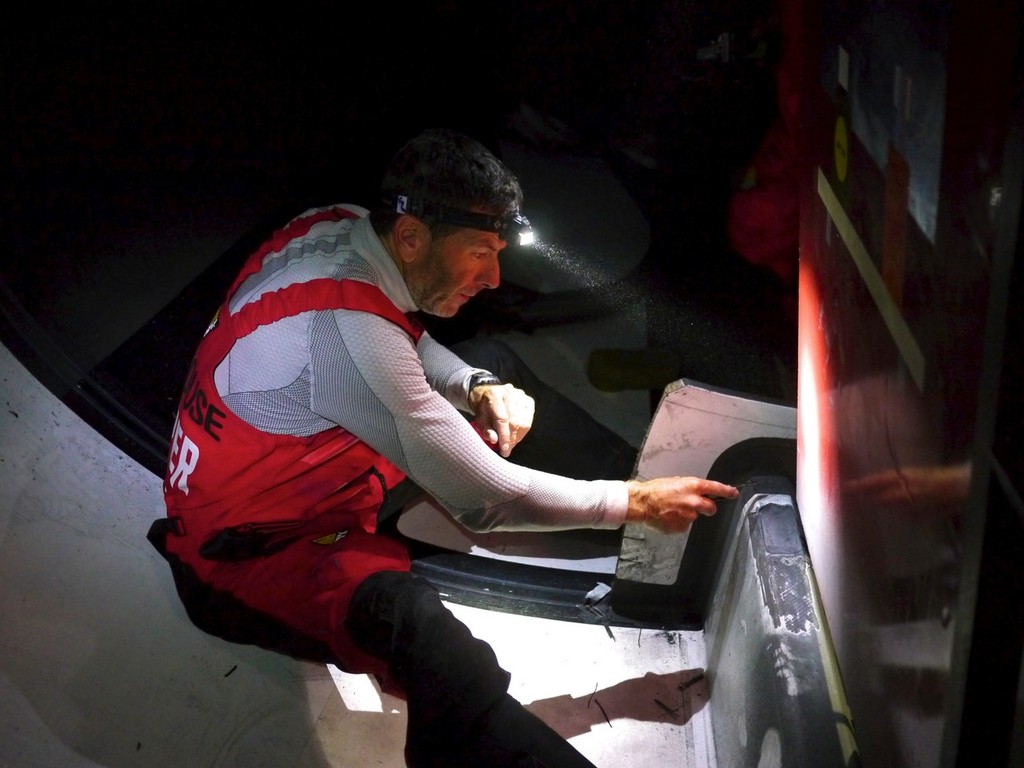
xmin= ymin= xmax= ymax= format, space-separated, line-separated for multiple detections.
xmin=149 ymin=128 xmax=737 ymax=767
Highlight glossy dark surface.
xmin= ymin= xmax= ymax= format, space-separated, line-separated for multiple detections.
xmin=797 ymin=0 xmax=1023 ymax=764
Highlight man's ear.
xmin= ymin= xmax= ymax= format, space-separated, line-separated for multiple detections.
xmin=393 ymin=214 xmax=429 ymax=264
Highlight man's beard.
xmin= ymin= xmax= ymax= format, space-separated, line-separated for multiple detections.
xmin=409 ymin=242 xmax=460 ymax=317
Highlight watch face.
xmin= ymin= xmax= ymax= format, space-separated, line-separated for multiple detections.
xmin=470 ymin=373 xmax=501 ymax=389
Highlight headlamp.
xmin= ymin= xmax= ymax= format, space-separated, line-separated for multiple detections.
xmin=392 ymin=195 xmax=536 ymax=247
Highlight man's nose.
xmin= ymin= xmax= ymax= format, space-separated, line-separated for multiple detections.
xmin=479 ymin=257 xmax=500 ymax=289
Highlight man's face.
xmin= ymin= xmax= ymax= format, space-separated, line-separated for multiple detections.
xmin=406 ymin=226 xmax=505 ymax=317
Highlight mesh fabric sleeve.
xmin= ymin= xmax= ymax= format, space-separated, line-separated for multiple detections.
xmin=309 ymin=309 xmax=627 ymax=533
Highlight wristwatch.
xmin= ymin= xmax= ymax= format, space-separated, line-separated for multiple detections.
xmin=468 ymin=372 xmax=502 ymax=391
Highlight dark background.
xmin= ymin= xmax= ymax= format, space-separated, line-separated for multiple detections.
xmin=0 ymin=1 xmax=796 ymax=473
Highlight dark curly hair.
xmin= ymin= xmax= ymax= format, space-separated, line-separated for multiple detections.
xmin=370 ymin=128 xmax=523 ymax=239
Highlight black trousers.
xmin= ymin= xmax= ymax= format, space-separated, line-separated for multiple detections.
xmin=347 ymin=570 xmax=598 ymax=768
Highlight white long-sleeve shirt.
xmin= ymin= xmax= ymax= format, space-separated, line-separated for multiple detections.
xmin=212 ymin=208 xmax=628 ymax=533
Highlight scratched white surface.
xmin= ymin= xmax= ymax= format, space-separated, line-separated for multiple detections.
xmin=617 ymin=380 xmax=797 ymax=586
xmin=0 ymin=343 xmax=715 ymax=768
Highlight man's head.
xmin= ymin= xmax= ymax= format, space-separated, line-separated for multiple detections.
xmin=373 ymin=129 xmax=526 ymax=317
xmin=372 ymin=128 xmax=524 ymax=240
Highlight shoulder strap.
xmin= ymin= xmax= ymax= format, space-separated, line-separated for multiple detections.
xmin=228 ymin=205 xmax=364 ymax=296
xmin=218 ymin=204 xmax=423 ymax=342
xmin=230 ymin=278 xmax=423 ymax=341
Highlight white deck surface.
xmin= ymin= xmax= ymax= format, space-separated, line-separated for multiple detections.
xmin=0 ymin=342 xmax=716 ymax=767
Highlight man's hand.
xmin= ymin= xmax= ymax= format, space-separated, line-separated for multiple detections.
xmin=625 ymin=477 xmax=740 ymax=533
xmin=469 ymin=383 xmax=535 ymax=458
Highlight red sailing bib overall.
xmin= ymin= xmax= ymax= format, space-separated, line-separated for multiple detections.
xmin=153 ymin=205 xmax=422 ymax=676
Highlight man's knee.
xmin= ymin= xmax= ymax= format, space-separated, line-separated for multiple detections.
xmin=346 ymin=569 xmax=510 ymax=714
xmin=346 ymin=569 xmax=417 ymax=652
xmin=347 ymin=571 xmax=509 ymax=690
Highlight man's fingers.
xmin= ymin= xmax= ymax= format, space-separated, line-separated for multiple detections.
xmin=496 ymin=420 xmax=512 ymax=456
xmin=701 ymin=480 xmax=740 ymax=499
xmin=472 ymin=383 xmax=536 ymax=456
xmin=484 ymin=387 xmax=535 ymax=456
xmin=696 ymin=497 xmax=718 ymax=516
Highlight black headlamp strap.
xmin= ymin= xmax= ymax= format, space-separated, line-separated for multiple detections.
xmin=389 ymin=195 xmax=530 ymax=242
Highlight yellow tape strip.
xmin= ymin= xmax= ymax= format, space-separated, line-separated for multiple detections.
xmin=817 ymin=168 xmax=927 ymax=390
xmin=805 ymin=560 xmax=861 ymax=763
